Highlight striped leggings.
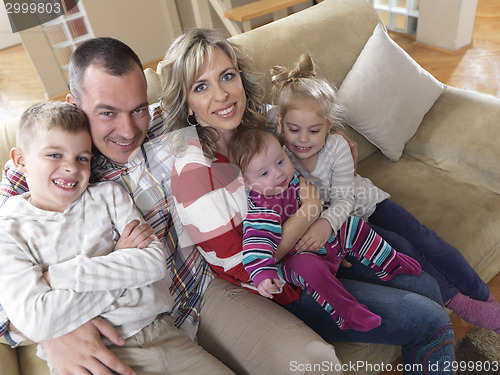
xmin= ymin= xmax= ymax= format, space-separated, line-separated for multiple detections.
xmin=279 ymin=216 xmax=421 ymax=331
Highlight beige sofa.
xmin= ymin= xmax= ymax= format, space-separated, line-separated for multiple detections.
xmin=1 ymin=0 xmax=500 ymax=374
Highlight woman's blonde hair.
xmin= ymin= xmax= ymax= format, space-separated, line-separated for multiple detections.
xmin=160 ymin=28 xmax=266 ymax=158
xmin=271 ymin=53 xmax=343 ymax=133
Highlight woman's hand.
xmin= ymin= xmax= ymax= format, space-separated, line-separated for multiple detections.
xmin=256 ymin=278 xmax=281 ymax=299
xmin=115 ymin=220 xmax=154 ymax=251
xmin=336 ymin=131 xmax=358 ymax=175
xmin=295 ymin=218 xmax=332 ymax=252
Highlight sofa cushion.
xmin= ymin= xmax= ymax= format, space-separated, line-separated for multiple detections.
xmin=337 ymin=23 xmax=445 ymax=161
xmin=144 ymin=68 xmax=162 ymax=105
xmin=406 ymin=87 xmax=500 ymax=196
xmin=358 ymin=152 xmax=500 ymax=284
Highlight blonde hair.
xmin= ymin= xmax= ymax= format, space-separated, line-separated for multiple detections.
xmin=229 ymin=127 xmax=277 ymax=174
xmin=160 ymin=28 xmax=266 ymax=158
xmin=271 ymin=53 xmax=343 ymax=133
xmin=17 ymin=101 xmax=89 ymax=150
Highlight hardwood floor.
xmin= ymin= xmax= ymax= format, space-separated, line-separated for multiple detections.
xmin=0 ymin=0 xmax=499 ymax=372
xmin=389 ymin=0 xmax=500 ymax=99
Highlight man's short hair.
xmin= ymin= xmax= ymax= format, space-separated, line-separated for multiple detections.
xmin=68 ymin=37 xmax=144 ymax=104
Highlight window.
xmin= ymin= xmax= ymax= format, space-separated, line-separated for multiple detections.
xmin=41 ymin=0 xmax=94 ymax=81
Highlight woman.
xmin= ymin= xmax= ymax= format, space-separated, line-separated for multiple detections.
xmin=161 ymin=28 xmax=455 ymax=375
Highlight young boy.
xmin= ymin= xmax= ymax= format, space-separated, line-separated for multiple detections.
xmin=229 ymin=127 xmax=421 ymax=331
xmin=0 ymin=102 xmax=228 ymax=374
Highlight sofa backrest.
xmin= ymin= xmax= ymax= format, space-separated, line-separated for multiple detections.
xmin=229 ymin=0 xmax=379 ymax=103
xmin=227 ymin=0 xmax=381 ymax=161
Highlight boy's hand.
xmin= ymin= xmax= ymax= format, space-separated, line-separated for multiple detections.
xmin=115 ymin=220 xmax=154 ymax=251
xmin=256 ymin=278 xmax=281 ymax=299
xmin=8 ymin=322 xmax=28 ymax=340
xmin=296 ymin=218 xmax=333 ymax=252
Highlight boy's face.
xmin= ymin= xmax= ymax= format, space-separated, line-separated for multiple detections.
xmin=13 ymin=128 xmax=92 ymax=212
xmin=280 ymin=99 xmax=331 ymax=169
xmin=243 ymin=135 xmax=295 ymax=196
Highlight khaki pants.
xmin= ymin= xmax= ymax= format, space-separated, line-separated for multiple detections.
xmin=102 ymin=314 xmax=233 ymax=375
xmin=198 ymin=278 xmax=343 ymax=375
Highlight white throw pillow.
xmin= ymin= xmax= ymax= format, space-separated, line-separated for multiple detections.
xmin=337 ymin=23 xmax=445 ymax=161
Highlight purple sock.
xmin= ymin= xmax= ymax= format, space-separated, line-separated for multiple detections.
xmin=447 ymin=293 xmax=500 ymax=334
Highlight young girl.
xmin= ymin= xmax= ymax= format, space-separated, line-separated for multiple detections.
xmin=229 ymin=127 xmax=421 ymax=331
xmin=272 ymin=53 xmax=500 ymax=334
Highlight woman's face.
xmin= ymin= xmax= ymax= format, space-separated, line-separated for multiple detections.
xmin=186 ymin=48 xmax=247 ymax=134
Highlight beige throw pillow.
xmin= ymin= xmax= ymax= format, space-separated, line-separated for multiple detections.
xmin=337 ymin=23 xmax=445 ymax=161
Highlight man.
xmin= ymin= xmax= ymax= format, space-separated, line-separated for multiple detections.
xmin=0 ymin=37 xmax=341 ymax=375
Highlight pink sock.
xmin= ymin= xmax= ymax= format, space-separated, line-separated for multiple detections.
xmin=447 ymin=293 xmax=500 ymax=334
xmin=376 ymin=252 xmax=422 ymax=281
xmin=487 ymin=293 xmax=497 ymax=303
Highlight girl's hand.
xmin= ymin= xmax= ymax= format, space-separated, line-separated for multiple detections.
xmin=296 ymin=218 xmax=333 ymax=252
xmin=256 ymin=278 xmax=281 ymax=299
xmin=115 ymin=220 xmax=154 ymax=251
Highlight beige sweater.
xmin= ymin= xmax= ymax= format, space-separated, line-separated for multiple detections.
xmin=0 ymin=182 xmax=173 ymax=343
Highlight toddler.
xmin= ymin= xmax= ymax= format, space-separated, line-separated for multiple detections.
xmin=272 ymin=53 xmax=500 ymax=334
xmin=229 ymin=127 xmax=421 ymax=331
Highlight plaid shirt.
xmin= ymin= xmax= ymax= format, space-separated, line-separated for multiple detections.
xmin=0 ymin=103 xmax=214 ymax=345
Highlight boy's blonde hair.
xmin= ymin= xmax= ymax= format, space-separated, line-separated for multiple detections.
xmin=160 ymin=28 xmax=266 ymax=158
xmin=229 ymin=127 xmax=277 ymax=174
xmin=17 ymin=101 xmax=90 ymax=150
xmin=271 ymin=54 xmax=343 ymax=133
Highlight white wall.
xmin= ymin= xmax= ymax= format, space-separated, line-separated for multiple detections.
xmin=0 ymin=1 xmax=22 ymax=49
xmin=18 ymin=0 xmax=182 ymax=98
xmin=416 ymin=0 xmax=478 ymax=51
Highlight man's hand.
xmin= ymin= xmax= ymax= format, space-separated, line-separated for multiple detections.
xmin=40 ymin=318 xmax=135 ymax=375
xmin=295 ymin=218 xmax=332 ymax=252
xmin=115 ymin=220 xmax=154 ymax=251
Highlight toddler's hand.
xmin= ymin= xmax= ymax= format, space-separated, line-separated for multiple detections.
xmin=256 ymin=278 xmax=281 ymax=299
xmin=296 ymin=218 xmax=333 ymax=252
xmin=115 ymin=220 xmax=154 ymax=251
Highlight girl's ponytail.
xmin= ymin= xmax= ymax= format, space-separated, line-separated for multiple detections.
xmin=271 ymin=53 xmax=316 ymax=90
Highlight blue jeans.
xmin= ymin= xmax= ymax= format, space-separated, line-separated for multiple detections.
xmin=368 ymin=199 xmax=490 ymax=303
xmin=285 ymin=261 xmax=455 ymax=375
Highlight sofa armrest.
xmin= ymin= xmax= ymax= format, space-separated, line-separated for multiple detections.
xmin=405 ymin=86 xmax=500 ymax=194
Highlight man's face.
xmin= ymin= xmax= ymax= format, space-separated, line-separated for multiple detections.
xmin=70 ymin=64 xmax=149 ymax=165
